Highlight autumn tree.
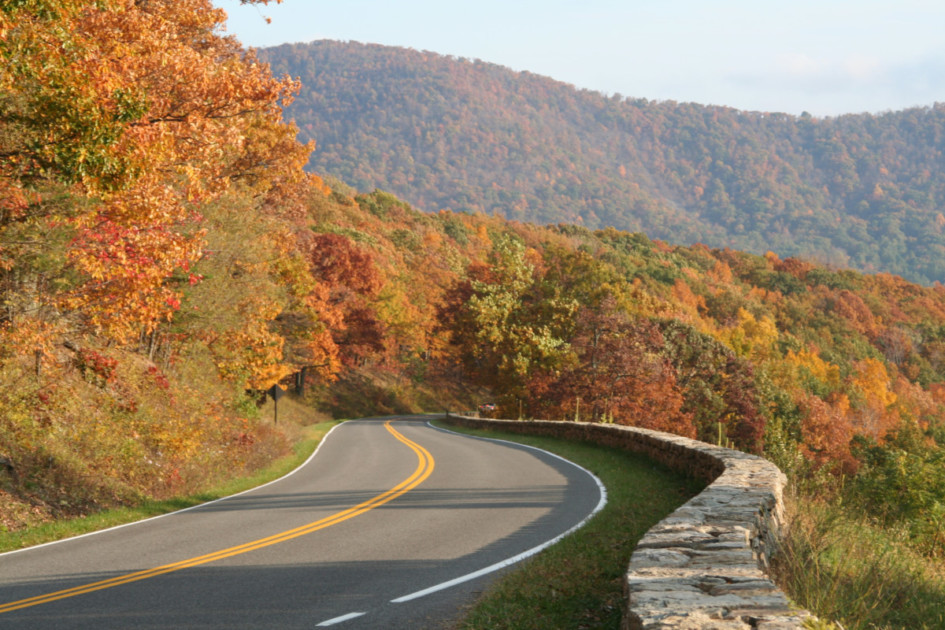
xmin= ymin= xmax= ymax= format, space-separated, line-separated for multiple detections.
xmin=847 ymin=357 xmax=899 ymax=440
xmin=799 ymin=393 xmax=857 ymax=473
xmin=722 ymin=307 xmax=780 ymax=361
xmin=442 ymin=233 xmax=576 ymax=411
xmin=527 ymin=297 xmax=696 ymax=437
xmin=0 ymin=0 xmax=307 ymax=346
xmin=661 ymin=320 xmax=766 ymax=452
xmin=303 ymin=232 xmax=384 ymax=363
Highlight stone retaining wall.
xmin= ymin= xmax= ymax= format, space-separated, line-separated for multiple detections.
xmin=441 ymin=415 xmax=809 ymax=630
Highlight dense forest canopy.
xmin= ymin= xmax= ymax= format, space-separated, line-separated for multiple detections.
xmin=262 ymin=40 xmax=945 ymax=285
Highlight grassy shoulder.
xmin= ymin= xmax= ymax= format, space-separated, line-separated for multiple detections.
xmin=432 ymin=420 xmax=704 ymax=630
xmin=0 ymin=417 xmax=340 ymax=554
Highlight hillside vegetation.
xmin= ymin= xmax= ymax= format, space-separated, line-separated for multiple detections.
xmin=2 ymin=4 xmax=945 ymax=627
xmin=263 ymin=40 xmax=945 ymax=285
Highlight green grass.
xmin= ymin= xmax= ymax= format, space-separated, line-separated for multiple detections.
xmin=773 ymin=493 xmax=945 ymax=630
xmin=433 ymin=421 xmax=704 ymax=630
xmin=0 ymin=420 xmax=340 ymax=553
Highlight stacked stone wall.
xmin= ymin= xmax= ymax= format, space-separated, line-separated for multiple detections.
xmin=441 ymin=415 xmax=809 ymax=629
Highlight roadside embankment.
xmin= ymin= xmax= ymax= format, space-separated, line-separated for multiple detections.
xmin=441 ymin=415 xmax=810 ymax=630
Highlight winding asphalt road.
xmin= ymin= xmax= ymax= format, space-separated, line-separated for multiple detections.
xmin=0 ymin=416 xmax=604 ymax=629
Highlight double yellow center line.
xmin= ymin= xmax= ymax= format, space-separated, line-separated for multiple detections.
xmin=0 ymin=420 xmax=434 ymax=614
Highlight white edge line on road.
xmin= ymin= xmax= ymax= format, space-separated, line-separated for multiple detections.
xmin=390 ymin=420 xmax=608 ymax=604
xmin=316 ymin=611 xmax=368 ymax=626
xmin=0 ymin=422 xmax=348 ymax=558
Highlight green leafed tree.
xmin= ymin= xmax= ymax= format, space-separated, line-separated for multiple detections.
xmin=443 ymin=233 xmax=576 ymax=412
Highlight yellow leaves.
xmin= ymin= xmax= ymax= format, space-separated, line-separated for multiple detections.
xmin=375 ymin=276 xmax=424 ymax=341
xmin=249 ymin=362 xmax=293 ymax=391
xmin=721 ymin=308 xmax=779 ymax=360
xmin=310 ymin=174 xmax=332 ymax=197
xmin=850 ymin=357 xmax=897 ymax=410
xmin=786 ymin=348 xmax=842 ymax=390
xmin=212 ymin=306 xmax=287 ymax=388
xmin=146 ymin=415 xmax=205 ymax=462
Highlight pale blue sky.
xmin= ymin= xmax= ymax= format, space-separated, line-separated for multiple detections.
xmin=213 ymin=0 xmax=945 ymax=117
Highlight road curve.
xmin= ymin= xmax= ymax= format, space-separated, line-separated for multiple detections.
xmin=0 ymin=416 xmax=604 ymax=629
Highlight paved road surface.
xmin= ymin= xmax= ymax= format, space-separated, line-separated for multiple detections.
xmin=0 ymin=416 xmax=604 ymax=629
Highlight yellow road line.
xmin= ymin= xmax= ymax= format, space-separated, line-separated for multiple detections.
xmin=0 ymin=420 xmax=434 ymax=614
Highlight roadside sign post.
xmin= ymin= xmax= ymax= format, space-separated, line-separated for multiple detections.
xmin=267 ymin=384 xmax=285 ymax=424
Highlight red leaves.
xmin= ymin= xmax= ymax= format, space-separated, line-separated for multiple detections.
xmin=292 ymin=232 xmax=388 ymax=367
xmin=307 ymin=233 xmax=383 ymax=296
xmin=526 ymin=300 xmax=696 ymax=438
xmin=75 ymin=348 xmax=118 ymax=387
xmin=147 ymin=366 xmax=170 ymax=390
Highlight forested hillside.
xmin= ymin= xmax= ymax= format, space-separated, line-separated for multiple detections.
xmin=263 ymin=40 xmax=945 ymax=285
xmin=3 ymin=5 xmax=945 ymax=626
xmin=0 ymin=0 xmax=317 ymax=527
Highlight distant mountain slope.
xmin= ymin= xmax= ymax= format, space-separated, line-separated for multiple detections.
xmin=262 ymin=40 xmax=945 ymax=284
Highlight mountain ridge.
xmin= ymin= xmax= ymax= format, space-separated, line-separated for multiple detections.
xmin=262 ymin=39 xmax=945 ymax=284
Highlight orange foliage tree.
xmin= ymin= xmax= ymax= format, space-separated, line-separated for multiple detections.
xmin=847 ymin=357 xmax=900 ymax=440
xmin=304 ymin=232 xmax=385 ymax=366
xmin=1 ymin=0 xmax=306 ymax=346
xmin=527 ymin=298 xmax=696 ymax=437
xmin=799 ymin=393 xmax=857 ymax=473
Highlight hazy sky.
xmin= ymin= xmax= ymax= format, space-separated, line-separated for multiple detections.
xmin=213 ymin=0 xmax=945 ymax=117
